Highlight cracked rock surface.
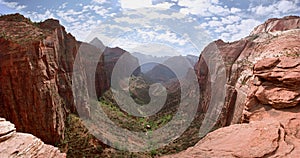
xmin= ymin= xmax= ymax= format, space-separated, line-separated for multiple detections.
xmin=0 ymin=118 xmax=66 ymax=158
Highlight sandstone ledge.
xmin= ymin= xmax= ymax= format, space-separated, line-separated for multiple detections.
xmin=0 ymin=118 xmax=66 ymax=158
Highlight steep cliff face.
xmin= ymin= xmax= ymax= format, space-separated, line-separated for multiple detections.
xmin=0 ymin=117 xmax=66 ymax=157
xmin=0 ymin=13 xmax=139 ymax=146
xmin=164 ymin=16 xmax=300 ymax=157
xmin=89 ymin=41 xmax=141 ymax=98
xmin=0 ymin=14 xmax=91 ymax=144
xmin=103 ymin=47 xmax=141 ymax=80
xmin=196 ymin=15 xmax=300 ymax=127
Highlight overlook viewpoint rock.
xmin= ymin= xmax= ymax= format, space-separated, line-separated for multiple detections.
xmin=165 ymin=15 xmax=300 ymax=158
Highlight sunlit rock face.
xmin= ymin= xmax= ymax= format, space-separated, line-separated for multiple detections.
xmin=163 ymin=16 xmax=300 ymax=158
xmin=0 ymin=118 xmax=66 ymax=157
xmin=0 ymin=14 xmax=93 ymax=144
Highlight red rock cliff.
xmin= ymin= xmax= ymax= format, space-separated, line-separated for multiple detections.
xmin=0 ymin=14 xmax=93 ymax=144
xmin=164 ymin=16 xmax=300 ymax=157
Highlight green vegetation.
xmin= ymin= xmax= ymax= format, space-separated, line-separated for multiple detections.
xmin=0 ymin=31 xmax=9 ymax=40
xmin=98 ymin=97 xmax=173 ymax=132
xmin=58 ymin=114 xmax=106 ymax=158
xmin=0 ymin=13 xmax=48 ymax=45
xmin=249 ymin=34 xmax=259 ymax=41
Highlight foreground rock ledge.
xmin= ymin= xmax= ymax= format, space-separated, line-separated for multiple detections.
xmin=163 ymin=120 xmax=296 ymax=158
xmin=0 ymin=118 xmax=66 ymax=158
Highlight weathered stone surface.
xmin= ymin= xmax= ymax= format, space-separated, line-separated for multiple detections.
xmin=0 ymin=118 xmax=16 ymax=142
xmin=195 ymin=16 xmax=300 ymax=128
xmin=0 ymin=14 xmax=91 ymax=144
xmin=163 ymin=120 xmax=289 ymax=158
xmin=0 ymin=118 xmax=66 ymax=158
xmin=251 ymin=16 xmax=300 ymax=35
xmin=164 ymin=16 xmax=300 ymax=158
xmin=255 ymin=84 xmax=300 ymax=108
xmin=254 ymin=57 xmax=300 ymax=108
xmin=254 ymin=58 xmax=280 ymax=71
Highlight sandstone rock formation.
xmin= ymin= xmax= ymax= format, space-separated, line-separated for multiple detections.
xmin=0 ymin=118 xmax=66 ymax=158
xmin=0 ymin=13 xmax=92 ymax=144
xmin=0 ymin=13 xmax=140 ymax=146
xmin=253 ymin=57 xmax=300 ymax=109
xmin=164 ymin=15 xmax=300 ymax=157
xmin=89 ymin=40 xmax=141 ymax=98
xmin=251 ymin=16 xmax=300 ymax=35
xmin=103 ymin=47 xmax=141 ymax=87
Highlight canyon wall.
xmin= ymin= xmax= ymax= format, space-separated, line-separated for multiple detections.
xmin=0 ymin=13 xmax=141 ymax=145
xmin=0 ymin=14 xmax=92 ymax=144
xmin=164 ymin=15 xmax=300 ymax=157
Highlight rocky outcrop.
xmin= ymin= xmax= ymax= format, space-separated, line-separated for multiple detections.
xmin=164 ymin=120 xmax=290 ymax=158
xmin=251 ymin=16 xmax=300 ymax=35
xmin=0 ymin=14 xmax=91 ymax=144
xmin=0 ymin=118 xmax=66 ymax=157
xmin=253 ymin=57 xmax=300 ymax=109
xmin=195 ymin=16 xmax=300 ymax=127
xmin=0 ymin=13 xmax=140 ymax=145
xmin=167 ymin=56 xmax=300 ymax=157
xmin=164 ymin=16 xmax=300 ymax=158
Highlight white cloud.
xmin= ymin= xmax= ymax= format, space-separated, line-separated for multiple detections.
xmin=132 ymin=43 xmax=181 ymax=57
xmin=120 ymin=0 xmax=152 ymax=9
xmin=0 ymin=0 xmax=27 ymax=10
xmin=230 ymin=7 xmax=241 ymax=14
xmin=277 ymin=0 xmax=298 ymax=13
xmin=153 ymin=2 xmax=174 ymax=9
xmin=178 ymin=0 xmax=232 ymax=16
xmin=220 ymin=32 xmax=230 ymax=39
xmin=25 ymin=9 xmax=55 ymax=22
xmin=59 ymin=2 xmax=68 ymax=9
xmin=92 ymin=0 xmax=107 ymax=4
xmin=208 ymin=20 xmax=223 ymax=27
xmin=251 ymin=4 xmax=276 ymax=16
xmin=250 ymin=0 xmax=300 ymax=17
xmin=56 ymin=9 xmax=85 ymax=23
xmin=227 ymin=19 xmax=261 ymax=41
xmin=92 ymin=6 xmax=109 ymax=16
xmin=178 ymin=0 xmax=211 ymax=16
xmin=221 ymin=15 xmax=241 ymax=25
xmin=208 ymin=5 xmax=230 ymax=15
xmin=212 ymin=17 xmax=218 ymax=20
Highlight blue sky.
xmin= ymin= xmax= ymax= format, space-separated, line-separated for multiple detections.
xmin=0 ymin=0 xmax=299 ymax=56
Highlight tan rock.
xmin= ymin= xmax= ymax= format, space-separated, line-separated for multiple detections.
xmin=163 ymin=120 xmax=283 ymax=158
xmin=0 ymin=119 xmax=15 ymax=142
xmin=254 ymin=58 xmax=280 ymax=71
xmin=255 ymin=85 xmax=300 ymax=108
xmin=0 ymin=118 xmax=66 ymax=158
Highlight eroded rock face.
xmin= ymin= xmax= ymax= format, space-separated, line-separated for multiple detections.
xmin=251 ymin=16 xmax=300 ymax=35
xmin=89 ymin=39 xmax=141 ymax=98
xmin=0 ymin=14 xmax=91 ymax=144
xmin=163 ymin=120 xmax=288 ymax=158
xmin=195 ymin=16 xmax=300 ymax=128
xmin=165 ymin=16 xmax=300 ymax=158
xmin=0 ymin=118 xmax=66 ymax=158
